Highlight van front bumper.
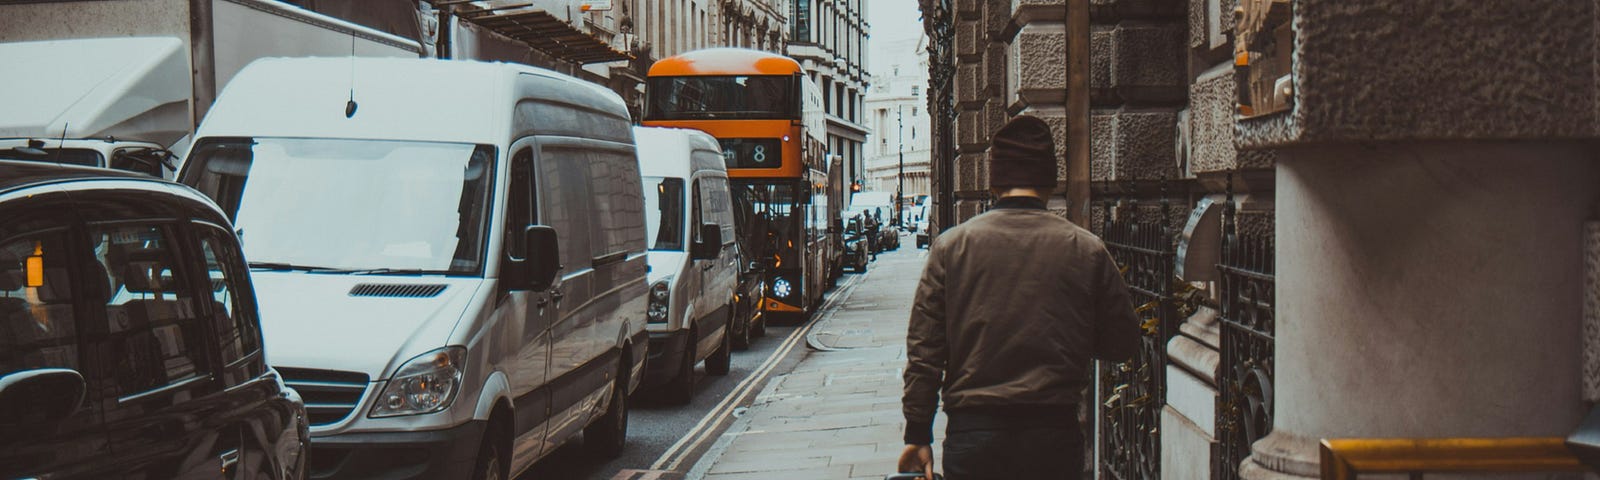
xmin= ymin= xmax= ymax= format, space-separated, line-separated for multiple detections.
xmin=306 ymin=420 xmax=486 ymax=480
xmin=642 ymin=329 xmax=691 ymax=388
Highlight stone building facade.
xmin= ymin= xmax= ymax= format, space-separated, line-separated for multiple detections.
xmin=430 ymin=0 xmax=790 ymax=121
xmin=864 ymin=36 xmax=932 ymax=206
xmin=788 ymin=0 xmax=872 ymax=187
xmin=921 ymin=0 xmax=1600 ymax=479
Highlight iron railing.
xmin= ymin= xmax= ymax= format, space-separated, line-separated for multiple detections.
xmin=1097 ymin=198 xmax=1178 ymax=480
xmin=1213 ymin=193 xmax=1276 ymax=479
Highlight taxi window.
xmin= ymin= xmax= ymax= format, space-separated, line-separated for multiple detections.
xmin=0 ymin=229 xmax=81 ymax=375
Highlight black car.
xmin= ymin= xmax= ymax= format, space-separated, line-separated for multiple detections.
xmin=841 ymin=216 xmax=870 ymax=273
xmin=0 ymin=161 xmax=308 ymax=479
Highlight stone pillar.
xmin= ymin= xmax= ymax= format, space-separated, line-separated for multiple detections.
xmin=1230 ymin=1 xmax=1600 ymax=477
xmin=1243 ymin=143 xmax=1599 ymax=479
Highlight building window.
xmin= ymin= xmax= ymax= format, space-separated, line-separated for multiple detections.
xmin=792 ymin=0 xmax=811 ymax=42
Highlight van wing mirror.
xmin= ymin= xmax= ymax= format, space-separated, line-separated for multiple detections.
xmin=0 ymin=368 xmax=85 ymax=426
xmin=525 ymin=226 xmax=561 ymax=291
xmin=692 ymin=224 xmax=721 ymax=260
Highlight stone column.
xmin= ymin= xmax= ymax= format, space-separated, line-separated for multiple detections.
xmin=1232 ymin=1 xmax=1600 ymax=477
xmin=1244 ymin=143 xmax=1599 ymax=478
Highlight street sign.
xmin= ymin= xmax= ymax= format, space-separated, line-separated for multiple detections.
xmin=580 ymin=1 xmax=613 ymax=11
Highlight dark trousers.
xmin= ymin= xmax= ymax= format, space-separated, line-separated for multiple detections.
xmin=941 ymin=406 xmax=1083 ymax=480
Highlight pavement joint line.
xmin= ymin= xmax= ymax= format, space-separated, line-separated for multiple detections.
xmin=804 ymin=270 xmax=871 ymax=353
xmin=680 ymin=271 xmax=874 ymax=480
xmin=650 ymin=272 xmax=866 ymax=472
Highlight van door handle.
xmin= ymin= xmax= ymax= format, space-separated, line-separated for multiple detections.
xmin=551 ymin=289 xmax=565 ymax=304
xmin=702 ymin=263 xmax=714 ymax=271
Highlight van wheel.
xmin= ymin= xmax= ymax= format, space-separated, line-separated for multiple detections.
xmin=706 ymin=326 xmax=731 ymax=376
xmin=584 ymin=357 xmax=629 ymax=458
xmin=663 ymin=327 xmax=696 ymax=405
xmin=731 ymin=305 xmax=751 ymax=351
xmin=471 ymin=418 xmax=508 ymax=480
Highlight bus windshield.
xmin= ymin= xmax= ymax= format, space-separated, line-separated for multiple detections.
xmin=733 ymin=182 xmax=805 ymax=269
xmin=647 ymin=75 xmax=796 ymax=120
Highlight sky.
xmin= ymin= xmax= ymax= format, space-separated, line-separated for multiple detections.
xmin=866 ymin=0 xmax=926 ymax=76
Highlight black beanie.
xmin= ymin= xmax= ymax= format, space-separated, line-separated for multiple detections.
xmin=988 ymin=115 xmax=1057 ymax=188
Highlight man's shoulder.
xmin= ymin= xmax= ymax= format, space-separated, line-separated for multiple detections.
xmin=941 ymin=211 xmax=1110 ymax=250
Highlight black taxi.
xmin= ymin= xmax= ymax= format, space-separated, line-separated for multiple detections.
xmin=0 ymin=161 xmax=308 ymax=479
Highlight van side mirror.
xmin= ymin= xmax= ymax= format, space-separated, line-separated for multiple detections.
xmin=692 ymin=224 xmax=721 ymax=260
xmin=0 ymin=368 xmax=85 ymax=427
xmin=526 ymin=226 xmax=561 ymax=291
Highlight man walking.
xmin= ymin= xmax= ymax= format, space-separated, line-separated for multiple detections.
xmin=897 ymin=115 xmax=1140 ymax=480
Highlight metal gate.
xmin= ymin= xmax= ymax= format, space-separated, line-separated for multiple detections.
xmin=1096 ymin=198 xmax=1178 ymax=480
xmin=1212 ymin=197 xmax=1276 ymax=479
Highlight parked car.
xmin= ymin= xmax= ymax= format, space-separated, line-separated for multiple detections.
xmin=179 ymin=57 xmax=649 ymax=479
xmin=636 ymin=127 xmax=738 ymax=404
xmin=841 ymin=215 xmax=871 ymax=272
xmin=0 ymin=161 xmax=308 ymax=479
xmin=878 ymin=218 xmax=901 ymax=251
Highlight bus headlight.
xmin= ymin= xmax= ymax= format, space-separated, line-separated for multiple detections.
xmin=371 ymin=347 xmax=465 ymax=418
xmin=648 ymin=279 xmax=671 ymax=323
xmin=771 ymin=277 xmax=792 ymax=299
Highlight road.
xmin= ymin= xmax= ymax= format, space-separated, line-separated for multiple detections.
xmin=518 ymin=241 xmax=904 ymax=480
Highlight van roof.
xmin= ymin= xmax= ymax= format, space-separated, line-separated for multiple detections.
xmin=634 ymin=126 xmax=724 ymax=178
xmin=197 ymin=57 xmax=630 ymax=145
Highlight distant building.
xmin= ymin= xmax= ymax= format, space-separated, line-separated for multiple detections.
xmin=863 ymin=35 xmax=930 ymax=207
xmin=786 ymin=0 xmax=871 ymax=190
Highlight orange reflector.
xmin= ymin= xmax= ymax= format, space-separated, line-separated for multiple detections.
xmin=765 ymin=299 xmax=802 ymax=312
xmin=25 ymin=242 xmax=43 ymax=288
xmin=1235 ymin=51 xmax=1250 ymax=66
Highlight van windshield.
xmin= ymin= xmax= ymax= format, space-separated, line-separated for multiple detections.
xmin=182 ymin=138 xmax=495 ymax=276
xmin=644 ymin=176 xmax=685 ymax=251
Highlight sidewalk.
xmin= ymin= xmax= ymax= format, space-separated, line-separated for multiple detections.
xmin=687 ymin=244 xmax=942 ymax=480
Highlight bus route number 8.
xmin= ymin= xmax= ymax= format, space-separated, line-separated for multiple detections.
xmin=752 ymin=144 xmax=768 ymax=165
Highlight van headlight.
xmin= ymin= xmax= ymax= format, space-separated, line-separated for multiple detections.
xmin=370 ymin=346 xmax=465 ymax=418
xmin=648 ymin=279 xmax=671 ymax=323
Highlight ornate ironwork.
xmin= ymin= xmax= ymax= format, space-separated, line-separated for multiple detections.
xmin=1213 ymin=184 xmax=1276 ymax=479
xmin=917 ymin=0 xmax=956 ymax=235
xmin=1096 ymin=198 xmax=1178 ymax=480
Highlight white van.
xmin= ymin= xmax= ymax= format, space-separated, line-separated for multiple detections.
xmin=179 ymin=58 xmax=649 ymax=479
xmin=635 ymin=126 xmax=739 ymax=404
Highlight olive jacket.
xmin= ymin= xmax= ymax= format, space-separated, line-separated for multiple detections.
xmin=902 ymin=196 xmax=1141 ymax=445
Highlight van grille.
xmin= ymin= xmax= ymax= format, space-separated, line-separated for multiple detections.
xmin=348 ymin=283 xmax=447 ymax=298
xmin=276 ymin=367 xmax=369 ymax=426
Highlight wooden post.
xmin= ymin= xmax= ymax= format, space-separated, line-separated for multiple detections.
xmin=1065 ymin=0 xmax=1090 ymax=225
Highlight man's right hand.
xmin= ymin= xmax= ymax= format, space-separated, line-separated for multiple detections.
xmin=896 ymin=444 xmax=934 ymax=480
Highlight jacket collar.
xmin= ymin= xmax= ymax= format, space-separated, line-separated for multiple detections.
xmin=993 ymin=196 xmax=1046 ymax=210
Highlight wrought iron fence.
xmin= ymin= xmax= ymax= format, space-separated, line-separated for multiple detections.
xmin=1096 ymin=199 xmax=1178 ymax=480
xmin=1213 ymin=201 xmax=1276 ymax=479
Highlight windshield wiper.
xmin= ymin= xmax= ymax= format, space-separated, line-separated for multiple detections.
xmin=344 ymin=268 xmax=443 ymax=276
xmin=248 ymin=262 xmax=345 ymax=272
